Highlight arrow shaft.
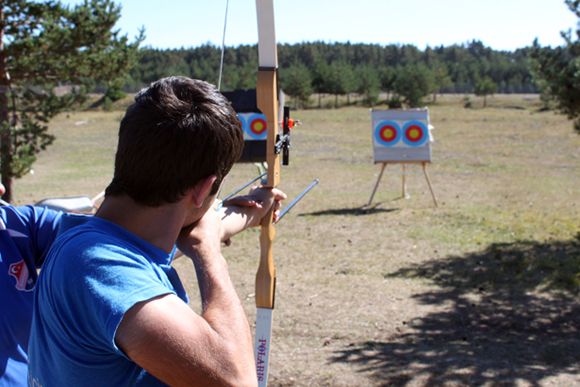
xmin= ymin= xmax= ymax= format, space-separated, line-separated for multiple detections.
xmin=220 ymin=172 xmax=267 ymax=204
xmin=275 ymin=179 xmax=319 ymax=223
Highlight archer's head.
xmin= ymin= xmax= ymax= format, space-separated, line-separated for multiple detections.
xmin=105 ymin=76 xmax=243 ymax=206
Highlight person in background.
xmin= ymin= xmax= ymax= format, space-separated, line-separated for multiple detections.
xmin=0 ymin=182 xmax=62 ymax=387
xmin=29 ymin=76 xmax=284 ymax=386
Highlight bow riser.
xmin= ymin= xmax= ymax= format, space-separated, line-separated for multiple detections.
xmin=256 ymin=70 xmax=280 ymax=190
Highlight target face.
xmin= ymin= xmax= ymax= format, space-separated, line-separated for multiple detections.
xmin=374 ymin=120 xmax=401 ymax=147
xmin=402 ymin=121 xmax=428 ymax=147
xmin=246 ymin=113 xmax=268 ymax=140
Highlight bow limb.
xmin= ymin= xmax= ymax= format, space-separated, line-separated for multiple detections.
xmin=254 ymin=1 xmax=279 ymax=385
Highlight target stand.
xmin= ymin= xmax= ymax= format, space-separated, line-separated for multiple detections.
xmin=367 ymin=108 xmax=438 ymax=207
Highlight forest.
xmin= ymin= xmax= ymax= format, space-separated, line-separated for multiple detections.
xmin=123 ymin=40 xmax=536 ymax=107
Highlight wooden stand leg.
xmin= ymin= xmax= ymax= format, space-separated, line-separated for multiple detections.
xmin=422 ymin=162 xmax=438 ymax=207
xmin=367 ymin=163 xmax=387 ymax=206
xmin=401 ymin=164 xmax=409 ymax=199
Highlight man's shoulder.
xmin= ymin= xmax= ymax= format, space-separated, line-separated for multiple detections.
xmin=55 ymin=221 xmax=126 ymax=259
xmin=56 ymin=217 xmax=110 ymax=246
xmin=52 ymin=218 xmax=155 ymax=270
xmin=45 ymin=219 xmax=127 ymax=272
xmin=41 ymin=220 xmax=154 ymax=302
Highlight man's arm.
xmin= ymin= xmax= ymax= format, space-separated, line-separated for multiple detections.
xmin=115 ymin=210 xmax=257 ymax=387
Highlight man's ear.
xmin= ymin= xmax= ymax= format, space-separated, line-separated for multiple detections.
xmin=189 ymin=175 xmax=218 ymax=208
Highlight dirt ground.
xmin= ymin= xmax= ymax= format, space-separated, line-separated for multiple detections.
xmin=175 ymin=95 xmax=579 ymax=386
xmin=18 ymin=94 xmax=580 ymax=386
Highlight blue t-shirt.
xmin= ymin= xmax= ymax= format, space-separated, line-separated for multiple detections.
xmin=28 ymin=216 xmax=187 ymax=387
xmin=0 ymin=206 xmax=62 ymax=387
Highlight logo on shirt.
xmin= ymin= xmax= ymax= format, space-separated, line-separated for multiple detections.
xmin=9 ymin=260 xmax=34 ymax=291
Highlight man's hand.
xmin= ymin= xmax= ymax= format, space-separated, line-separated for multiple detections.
xmin=215 ymin=186 xmax=286 ymax=246
xmin=173 ymin=187 xmax=286 ymax=257
xmin=223 ymin=186 xmax=287 ymax=225
xmin=176 ymin=205 xmax=223 ymax=260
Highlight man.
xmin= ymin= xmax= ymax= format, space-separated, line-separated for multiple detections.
xmin=0 ymin=157 xmax=274 ymax=387
xmin=0 ymin=184 xmax=62 ymax=387
xmin=29 ymin=76 xmax=283 ymax=386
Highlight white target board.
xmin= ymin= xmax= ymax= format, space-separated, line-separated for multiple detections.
xmin=371 ymin=108 xmax=433 ymax=162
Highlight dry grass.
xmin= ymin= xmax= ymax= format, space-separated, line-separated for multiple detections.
xmin=15 ymin=94 xmax=580 ymax=386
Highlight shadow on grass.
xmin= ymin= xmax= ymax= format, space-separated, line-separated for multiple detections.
xmin=331 ymin=236 xmax=580 ymax=385
xmin=300 ymin=204 xmax=398 ymax=217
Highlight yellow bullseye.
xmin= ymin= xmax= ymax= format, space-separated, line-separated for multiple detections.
xmin=383 ymin=128 xmax=395 ymax=140
xmin=409 ymin=128 xmax=420 ymax=139
xmin=252 ymin=120 xmax=266 ymax=133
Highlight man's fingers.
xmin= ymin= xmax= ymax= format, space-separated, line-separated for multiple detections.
xmin=271 ymin=188 xmax=287 ymax=201
xmin=223 ymin=196 xmax=261 ymax=208
xmin=272 ymin=208 xmax=281 ymax=223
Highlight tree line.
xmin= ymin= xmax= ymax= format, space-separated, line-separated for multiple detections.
xmin=124 ymin=40 xmax=535 ymax=108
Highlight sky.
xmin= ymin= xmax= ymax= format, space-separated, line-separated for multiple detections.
xmin=61 ymin=0 xmax=578 ymax=51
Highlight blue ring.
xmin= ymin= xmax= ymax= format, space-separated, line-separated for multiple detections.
xmin=374 ymin=120 xmax=401 ymax=147
xmin=237 ymin=114 xmax=248 ymax=137
xmin=402 ymin=120 xmax=428 ymax=147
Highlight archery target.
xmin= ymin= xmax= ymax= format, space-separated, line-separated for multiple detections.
xmin=374 ymin=120 xmax=401 ymax=147
xmin=371 ymin=108 xmax=432 ymax=162
xmin=246 ymin=113 xmax=268 ymax=140
xmin=402 ymin=120 xmax=428 ymax=147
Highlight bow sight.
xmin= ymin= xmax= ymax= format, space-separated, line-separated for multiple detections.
xmin=275 ymin=106 xmax=292 ymax=165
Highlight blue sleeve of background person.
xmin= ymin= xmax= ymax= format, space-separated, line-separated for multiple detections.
xmin=3 ymin=205 xmax=63 ymax=267
xmin=29 ymin=223 xmax=186 ymax=386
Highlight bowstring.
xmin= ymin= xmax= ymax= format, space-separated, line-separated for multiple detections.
xmin=215 ymin=0 xmax=231 ymax=203
xmin=217 ymin=0 xmax=230 ymax=91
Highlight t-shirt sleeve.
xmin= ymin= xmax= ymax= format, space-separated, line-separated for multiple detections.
xmin=11 ymin=205 xmax=62 ymax=267
xmin=58 ymin=239 xmax=176 ymax=357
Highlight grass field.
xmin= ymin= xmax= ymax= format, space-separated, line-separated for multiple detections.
xmin=15 ymin=94 xmax=580 ymax=386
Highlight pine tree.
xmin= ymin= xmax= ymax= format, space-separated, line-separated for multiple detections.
xmin=530 ymin=0 xmax=580 ymax=133
xmin=393 ymin=65 xmax=435 ymax=108
xmin=0 ymin=0 xmax=143 ymax=201
xmin=474 ymin=77 xmax=498 ymax=107
xmin=430 ymin=61 xmax=452 ymax=102
xmin=355 ymin=65 xmax=380 ymax=106
xmin=280 ymin=62 xmax=312 ymax=109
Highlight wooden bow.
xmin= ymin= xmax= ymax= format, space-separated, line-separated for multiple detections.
xmin=253 ymin=1 xmax=279 ymax=385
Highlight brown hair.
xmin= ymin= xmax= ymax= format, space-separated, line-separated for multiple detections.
xmin=105 ymin=76 xmax=243 ymax=206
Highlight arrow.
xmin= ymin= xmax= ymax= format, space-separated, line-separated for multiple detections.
xmin=275 ymin=179 xmax=319 ymax=223
xmin=215 ymin=172 xmax=268 ymax=211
